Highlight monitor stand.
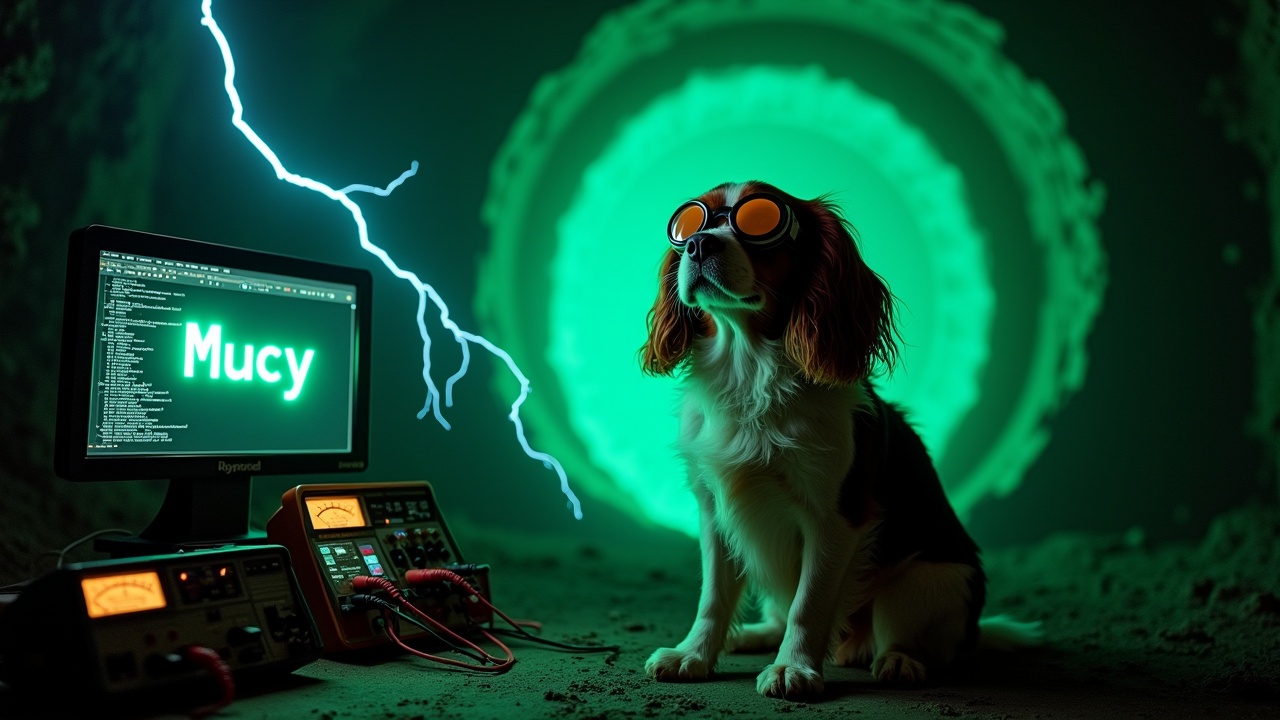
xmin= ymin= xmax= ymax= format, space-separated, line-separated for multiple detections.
xmin=95 ymin=475 xmax=269 ymax=558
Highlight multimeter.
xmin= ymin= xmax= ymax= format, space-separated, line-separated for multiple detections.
xmin=265 ymin=481 xmax=492 ymax=653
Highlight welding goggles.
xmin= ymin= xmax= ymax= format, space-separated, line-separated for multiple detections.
xmin=668 ymin=193 xmax=800 ymax=251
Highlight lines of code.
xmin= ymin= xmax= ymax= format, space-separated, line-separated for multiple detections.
xmin=91 ymin=272 xmax=185 ymax=448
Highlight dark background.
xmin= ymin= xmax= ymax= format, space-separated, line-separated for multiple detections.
xmin=0 ymin=0 xmax=1273 ymax=569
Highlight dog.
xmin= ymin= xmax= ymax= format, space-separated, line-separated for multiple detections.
xmin=640 ymin=181 xmax=1039 ymax=699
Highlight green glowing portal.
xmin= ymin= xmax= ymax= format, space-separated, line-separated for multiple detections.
xmin=480 ymin=0 xmax=1105 ymax=536
xmin=550 ymin=66 xmax=991 ymax=533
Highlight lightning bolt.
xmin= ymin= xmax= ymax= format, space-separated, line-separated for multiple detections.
xmin=199 ymin=0 xmax=582 ymax=519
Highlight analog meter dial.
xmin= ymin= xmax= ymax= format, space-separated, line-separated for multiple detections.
xmin=305 ymin=495 xmax=367 ymax=529
xmin=80 ymin=571 xmax=167 ymax=618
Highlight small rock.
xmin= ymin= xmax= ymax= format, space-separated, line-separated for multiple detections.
xmin=1215 ymin=585 xmax=1246 ymax=603
xmin=1160 ymin=626 xmax=1215 ymax=645
xmin=1190 ymin=578 xmax=1215 ymax=603
xmin=1254 ymin=591 xmax=1280 ymax=616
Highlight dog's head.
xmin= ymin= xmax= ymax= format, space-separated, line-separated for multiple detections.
xmin=641 ymin=181 xmax=898 ymax=385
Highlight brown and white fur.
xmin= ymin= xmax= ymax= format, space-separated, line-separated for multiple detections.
xmin=641 ymin=181 xmax=1040 ymax=699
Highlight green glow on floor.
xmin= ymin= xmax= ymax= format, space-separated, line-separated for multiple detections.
xmin=480 ymin=0 xmax=1105 ymax=536
xmin=549 ymin=66 xmax=991 ymax=534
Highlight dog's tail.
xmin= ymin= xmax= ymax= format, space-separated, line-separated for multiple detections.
xmin=977 ymin=614 xmax=1044 ymax=652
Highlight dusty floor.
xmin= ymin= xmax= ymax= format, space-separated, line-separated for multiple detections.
xmin=3 ymin=504 xmax=1279 ymax=719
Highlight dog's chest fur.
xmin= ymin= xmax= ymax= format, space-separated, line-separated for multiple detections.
xmin=678 ymin=328 xmax=865 ymax=586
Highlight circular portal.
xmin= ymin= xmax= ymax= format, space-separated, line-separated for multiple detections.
xmin=549 ymin=65 xmax=992 ymax=532
xmin=479 ymin=0 xmax=1105 ymax=535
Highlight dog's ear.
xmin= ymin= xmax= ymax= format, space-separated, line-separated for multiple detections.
xmin=641 ymin=250 xmax=699 ymax=376
xmin=784 ymin=197 xmax=898 ymax=385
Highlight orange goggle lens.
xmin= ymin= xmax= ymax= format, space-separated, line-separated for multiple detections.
xmin=733 ymin=196 xmax=782 ymax=238
xmin=669 ymin=202 xmax=707 ymax=245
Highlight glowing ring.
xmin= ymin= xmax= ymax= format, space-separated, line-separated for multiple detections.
xmin=549 ymin=65 xmax=991 ymax=532
xmin=479 ymin=0 xmax=1106 ymax=531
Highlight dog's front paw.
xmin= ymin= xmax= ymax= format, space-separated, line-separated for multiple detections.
xmin=756 ymin=662 xmax=824 ymax=699
xmin=645 ymin=646 xmax=714 ymax=682
xmin=872 ymin=649 xmax=927 ymax=686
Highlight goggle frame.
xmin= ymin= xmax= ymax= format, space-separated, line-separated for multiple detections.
xmin=667 ymin=192 xmax=800 ymax=252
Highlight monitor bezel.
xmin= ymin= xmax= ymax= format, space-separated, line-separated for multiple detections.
xmin=54 ymin=224 xmax=373 ymax=482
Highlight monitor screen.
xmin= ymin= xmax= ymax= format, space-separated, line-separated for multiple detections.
xmin=86 ymin=249 xmax=357 ymax=458
xmin=54 ymin=225 xmax=372 ymax=552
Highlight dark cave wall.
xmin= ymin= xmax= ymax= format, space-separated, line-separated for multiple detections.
xmin=958 ymin=0 xmax=1275 ymax=545
xmin=0 ymin=0 xmax=192 ymax=564
xmin=0 ymin=0 xmax=1275 ymax=582
xmin=1225 ymin=0 xmax=1280 ymax=501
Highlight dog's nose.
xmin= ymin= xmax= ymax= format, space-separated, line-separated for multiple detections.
xmin=685 ymin=232 xmax=723 ymax=263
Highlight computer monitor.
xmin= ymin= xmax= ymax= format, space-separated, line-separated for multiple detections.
xmin=54 ymin=225 xmax=372 ymax=555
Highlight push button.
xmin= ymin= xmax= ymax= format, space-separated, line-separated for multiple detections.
xmin=227 ymin=625 xmax=263 ymax=646
xmin=409 ymin=546 xmax=427 ymax=568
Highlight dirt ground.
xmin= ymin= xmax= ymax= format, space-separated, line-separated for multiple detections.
xmin=3 ymin=504 xmax=1279 ymax=719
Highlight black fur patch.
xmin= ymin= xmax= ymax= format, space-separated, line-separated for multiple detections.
xmin=838 ymin=383 xmax=986 ymax=651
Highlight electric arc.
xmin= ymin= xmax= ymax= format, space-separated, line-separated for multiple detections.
xmin=197 ymin=0 xmax=582 ymax=518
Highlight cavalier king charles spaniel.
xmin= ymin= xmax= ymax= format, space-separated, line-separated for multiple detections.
xmin=641 ymin=181 xmax=1039 ymax=699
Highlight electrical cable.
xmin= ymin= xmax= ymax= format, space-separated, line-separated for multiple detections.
xmin=348 ymin=590 xmax=511 ymax=670
xmin=350 ymin=570 xmax=623 ymax=672
xmin=351 ymin=576 xmax=515 ymax=673
xmin=19 ymin=528 xmax=134 ymax=579
xmin=182 ymin=645 xmax=235 ymax=718
xmin=52 ymin=528 xmax=135 ymax=568
xmin=508 ymin=618 xmax=543 ymax=632
xmin=386 ymin=607 xmax=490 ymax=664
xmin=403 ymin=569 xmax=621 ymax=655
xmin=2 ymin=528 xmax=138 ymax=590
xmin=381 ymin=608 xmax=515 ymax=673
xmin=348 ymin=594 xmax=488 ymax=664
xmin=487 ymin=627 xmax=621 ymax=655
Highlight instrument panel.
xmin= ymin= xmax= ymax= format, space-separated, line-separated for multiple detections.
xmin=267 ymin=482 xmax=491 ymax=653
xmin=0 ymin=545 xmax=320 ymax=696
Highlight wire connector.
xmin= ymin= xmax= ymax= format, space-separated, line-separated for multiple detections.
xmin=182 ymin=645 xmax=235 ymax=718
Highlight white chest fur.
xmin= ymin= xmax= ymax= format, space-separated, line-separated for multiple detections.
xmin=677 ymin=328 xmax=863 ymax=593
